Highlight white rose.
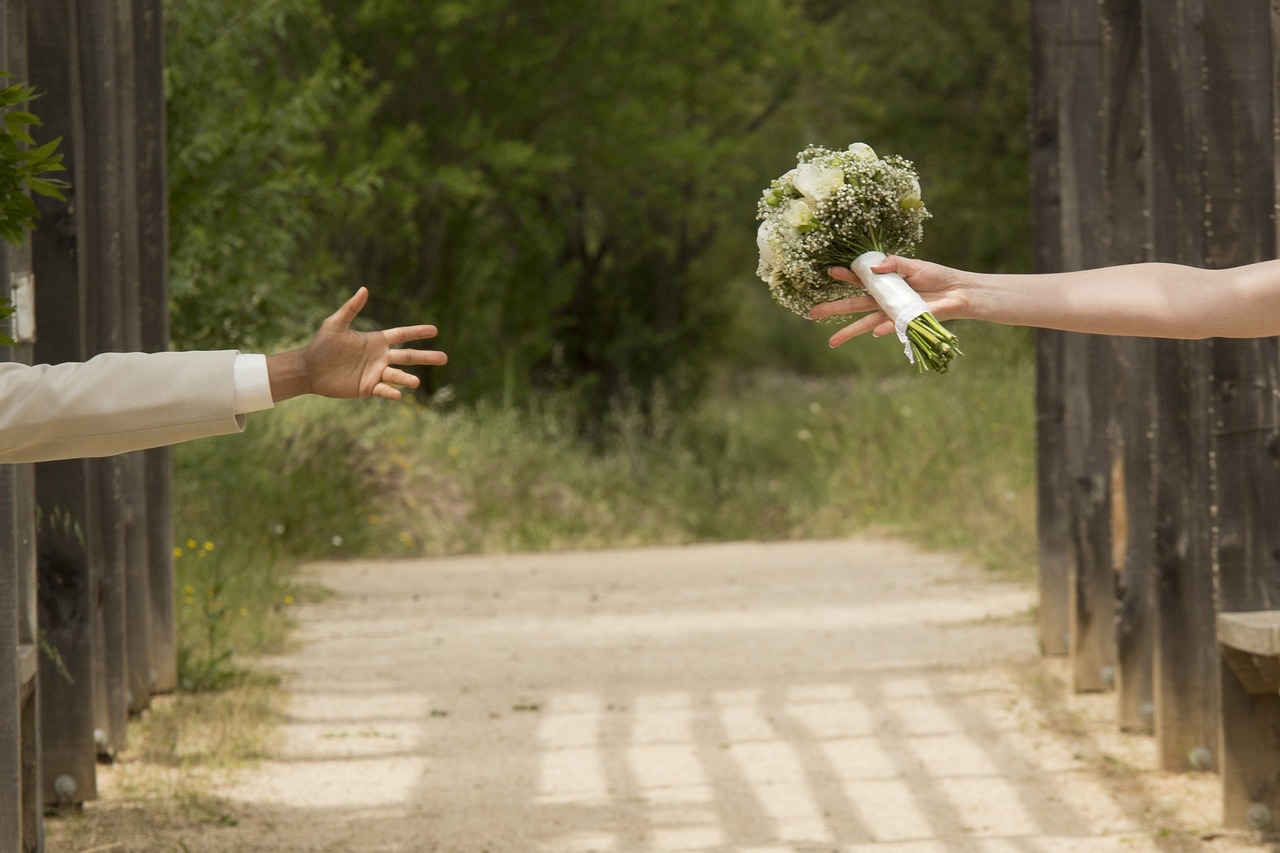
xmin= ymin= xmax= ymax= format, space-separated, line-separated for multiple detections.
xmin=756 ymin=222 xmax=778 ymax=269
xmin=899 ymin=177 xmax=923 ymax=209
xmin=782 ymin=198 xmax=814 ymax=232
xmin=793 ymin=163 xmax=844 ymax=202
xmin=848 ymin=142 xmax=877 ymax=161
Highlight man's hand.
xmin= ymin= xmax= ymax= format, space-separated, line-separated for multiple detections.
xmin=267 ymin=288 xmax=447 ymax=402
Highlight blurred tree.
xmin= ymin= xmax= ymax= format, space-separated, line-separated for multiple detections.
xmin=323 ymin=0 xmax=813 ymax=412
xmin=807 ymin=0 xmax=1033 ymax=274
xmin=164 ymin=0 xmax=386 ymax=349
xmin=162 ymin=0 xmax=1032 ymax=398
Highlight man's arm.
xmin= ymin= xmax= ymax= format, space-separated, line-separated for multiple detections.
xmin=0 ymin=288 xmax=446 ymax=465
xmin=0 ymin=350 xmax=245 ymax=464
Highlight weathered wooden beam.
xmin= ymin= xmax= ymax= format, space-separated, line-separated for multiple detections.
xmin=1199 ymin=0 xmax=1280 ymax=833
xmin=1141 ymin=0 xmax=1220 ymax=774
xmin=1097 ymin=0 xmax=1156 ymax=734
xmin=1058 ymin=0 xmax=1118 ymax=695
xmin=134 ymin=0 xmax=176 ymax=697
xmin=77 ymin=0 xmax=131 ymax=759
xmin=1 ymin=465 xmax=27 ymax=853
xmin=112 ymin=0 xmax=153 ymax=718
xmin=0 ymin=10 xmax=42 ymax=844
xmin=30 ymin=0 xmax=100 ymax=808
xmin=1029 ymin=0 xmax=1070 ymax=659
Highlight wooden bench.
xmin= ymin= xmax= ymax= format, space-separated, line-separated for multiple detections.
xmin=1217 ymin=611 xmax=1280 ymax=833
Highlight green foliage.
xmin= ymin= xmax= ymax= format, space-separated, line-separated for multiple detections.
xmin=322 ymin=0 xmax=816 ymax=413
xmin=171 ymin=397 xmax=386 ymax=686
xmin=162 ymin=0 xmax=1033 ymax=402
xmin=175 ymin=334 xmax=1035 ymax=576
xmin=805 ymin=0 xmax=1033 ymax=274
xmin=0 ymin=74 xmax=67 ymax=345
xmin=719 ymin=0 xmax=1032 ymax=373
xmin=164 ymin=0 xmax=387 ymax=350
xmin=0 ymin=76 xmax=66 ymax=244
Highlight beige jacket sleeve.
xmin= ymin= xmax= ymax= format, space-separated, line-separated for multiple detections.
xmin=0 ymin=350 xmax=248 ymax=465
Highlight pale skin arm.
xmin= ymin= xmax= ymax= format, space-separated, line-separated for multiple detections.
xmin=808 ymin=256 xmax=1280 ymax=347
xmin=266 ymin=287 xmax=447 ymax=402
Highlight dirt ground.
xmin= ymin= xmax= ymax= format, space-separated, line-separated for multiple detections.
xmin=47 ymin=537 xmax=1280 ymax=852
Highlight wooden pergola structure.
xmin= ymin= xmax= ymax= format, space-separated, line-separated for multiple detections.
xmin=1 ymin=1 xmax=174 ymax=850
xmin=4 ymin=0 xmax=1280 ymax=850
xmin=1032 ymin=0 xmax=1280 ymax=834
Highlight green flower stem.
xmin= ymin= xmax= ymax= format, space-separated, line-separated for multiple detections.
xmin=903 ymin=312 xmax=962 ymax=374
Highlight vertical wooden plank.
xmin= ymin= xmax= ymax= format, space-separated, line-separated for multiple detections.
xmin=29 ymin=0 xmax=99 ymax=807
xmin=1141 ymin=0 xmax=1220 ymax=774
xmin=77 ymin=0 xmax=131 ymax=758
xmin=13 ymin=464 xmax=38 ymax=853
xmin=1206 ymin=0 xmax=1280 ymax=829
xmin=1059 ymin=0 xmax=1118 ymax=695
xmin=0 ymin=6 xmax=39 ymax=845
xmin=1111 ymin=337 xmax=1156 ymax=732
xmin=1098 ymin=0 xmax=1157 ymax=734
xmin=0 ymin=459 xmax=23 ymax=853
xmin=1029 ymin=0 xmax=1071 ymax=658
xmin=134 ymin=0 xmax=176 ymax=696
xmin=113 ymin=0 xmax=152 ymax=717
xmin=5 ymin=7 xmax=45 ymax=846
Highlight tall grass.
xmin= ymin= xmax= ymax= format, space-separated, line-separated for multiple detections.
xmin=170 ymin=322 xmax=1036 ymax=682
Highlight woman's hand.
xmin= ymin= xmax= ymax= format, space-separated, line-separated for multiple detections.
xmin=808 ymin=256 xmax=970 ymax=348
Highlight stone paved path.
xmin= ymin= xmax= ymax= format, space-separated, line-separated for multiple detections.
xmin=205 ymin=538 xmax=1265 ymax=852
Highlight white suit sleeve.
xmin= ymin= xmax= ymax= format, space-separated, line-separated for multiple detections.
xmin=232 ymin=353 xmax=275 ymax=414
xmin=0 ymin=350 xmax=254 ymax=464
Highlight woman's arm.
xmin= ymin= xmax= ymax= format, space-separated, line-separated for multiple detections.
xmin=809 ymin=256 xmax=1280 ymax=346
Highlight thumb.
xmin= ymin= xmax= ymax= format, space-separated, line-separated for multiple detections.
xmin=324 ymin=287 xmax=369 ymax=332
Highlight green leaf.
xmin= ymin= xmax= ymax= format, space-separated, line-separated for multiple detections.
xmin=27 ymin=177 xmax=67 ymax=199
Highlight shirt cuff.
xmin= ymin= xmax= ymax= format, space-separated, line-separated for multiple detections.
xmin=233 ymin=353 xmax=275 ymax=415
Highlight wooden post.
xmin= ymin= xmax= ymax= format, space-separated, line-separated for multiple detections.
xmin=1206 ymin=0 xmax=1280 ymax=828
xmin=1 ymin=450 xmax=25 ymax=853
xmin=30 ymin=0 xmax=101 ymax=807
xmin=77 ymin=0 xmax=131 ymax=758
xmin=1111 ymin=336 xmax=1155 ymax=733
xmin=112 ymin=0 xmax=153 ymax=718
xmin=134 ymin=0 xmax=176 ymax=696
xmin=1 ymin=3 xmax=42 ymax=848
xmin=1140 ymin=0 xmax=1221 ymax=774
xmin=1058 ymin=0 xmax=1118 ymax=695
xmin=1098 ymin=0 xmax=1156 ymax=734
xmin=1029 ymin=0 xmax=1070 ymax=659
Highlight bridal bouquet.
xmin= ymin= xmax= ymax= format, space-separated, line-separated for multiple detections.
xmin=756 ymin=143 xmax=960 ymax=373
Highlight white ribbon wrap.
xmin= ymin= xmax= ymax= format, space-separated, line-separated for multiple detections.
xmin=851 ymin=251 xmax=929 ymax=364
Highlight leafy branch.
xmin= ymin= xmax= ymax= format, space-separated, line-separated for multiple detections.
xmin=0 ymin=73 xmax=68 ymax=346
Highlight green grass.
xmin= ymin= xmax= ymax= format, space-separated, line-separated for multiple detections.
xmin=170 ymin=321 xmax=1036 ymax=686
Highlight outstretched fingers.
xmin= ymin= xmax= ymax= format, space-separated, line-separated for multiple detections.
xmin=385 ymin=343 xmax=448 ymax=366
xmin=383 ymin=323 xmax=440 ymax=346
xmin=809 ymin=295 xmax=878 ymax=320
xmin=827 ymin=311 xmax=891 ymax=348
xmin=325 ymin=287 xmax=370 ymax=331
